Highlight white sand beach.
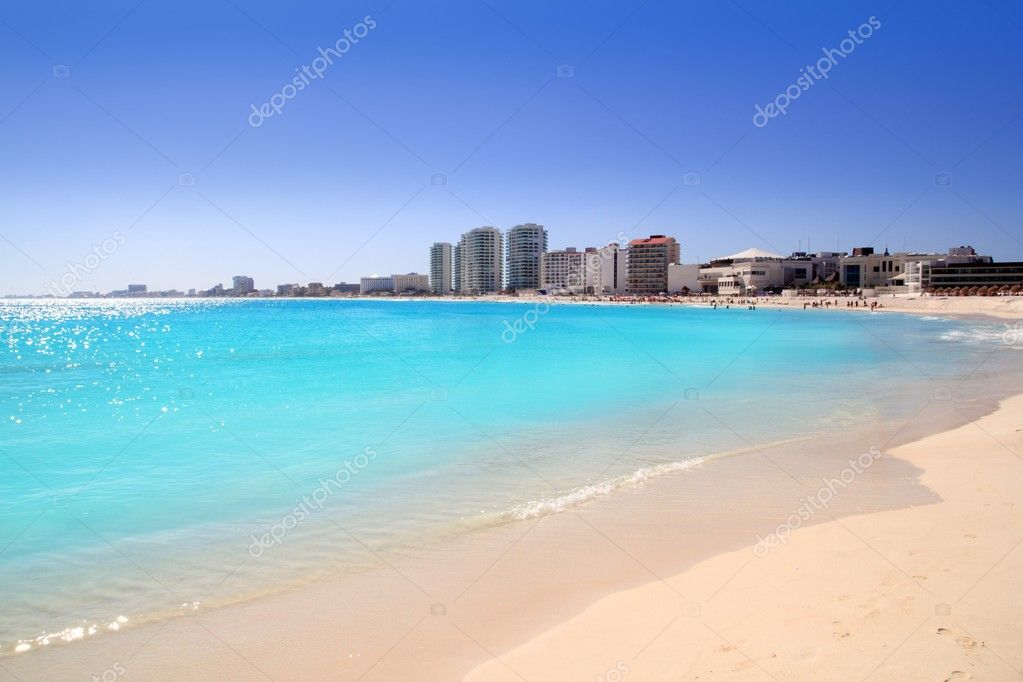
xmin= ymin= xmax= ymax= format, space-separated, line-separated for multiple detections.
xmin=467 ymin=394 xmax=1023 ymax=681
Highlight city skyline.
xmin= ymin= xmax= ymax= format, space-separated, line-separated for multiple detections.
xmin=1 ymin=1 xmax=1021 ymax=295
xmin=27 ymin=223 xmax=1013 ymax=298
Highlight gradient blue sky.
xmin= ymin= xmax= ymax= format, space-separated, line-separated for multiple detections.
xmin=1 ymin=0 xmax=1021 ymax=294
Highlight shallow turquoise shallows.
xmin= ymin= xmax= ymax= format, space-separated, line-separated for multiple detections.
xmin=0 ymin=299 xmax=1018 ymax=649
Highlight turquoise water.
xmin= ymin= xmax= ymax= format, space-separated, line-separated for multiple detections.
xmin=0 ymin=299 xmax=1018 ymax=652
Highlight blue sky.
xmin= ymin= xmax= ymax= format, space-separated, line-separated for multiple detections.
xmin=1 ymin=0 xmax=1021 ymax=294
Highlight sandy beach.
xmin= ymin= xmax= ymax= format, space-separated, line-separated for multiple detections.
xmin=373 ymin=293 xmax=1023 ymax=321
xmin=468 ymin=394 xmax=1023 ymax=681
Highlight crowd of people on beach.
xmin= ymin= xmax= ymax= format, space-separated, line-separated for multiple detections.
xmin=567 ymin=292 xmax=884 ymax=312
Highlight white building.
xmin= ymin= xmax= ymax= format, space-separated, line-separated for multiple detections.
xmin=392 ymin=273 xmax=430 ymax=293
xmin=506 ymin=223 xmax=547 ymax=291
xmin=627 ymin=235 xmax=680 ymax=294
xmin=232 ymin=275 xmax=254 ymax=294
xmin=893 ymin=247 xmax=992 ymax=294
xmin=458 ymin=227 xmax=503 ymax=294
xmin=429 ymin=242 xmax=453 ymax=294
xmin=699 ymin=248 xmax=812 ymax=294
xmin=360 ymin=276 xmax=393 ymax=294
xmin=667 ymin=264 xmax=701 ymax=293
xmin=453 ymin=243 xmax=462 ymax=293
xmin=597 ymin=243 xmax=628 ymax=294
xmin=541 ymin=248 xmax=602 ymax=294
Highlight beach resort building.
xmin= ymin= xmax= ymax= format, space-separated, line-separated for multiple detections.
xmin=627 ymin=235 xmax=680 ymax=294
xmin=453 ymin=243 xmax=462 ymax=293
xmin=597 ymin=243 xmax=628 ymax=294
xmin=360 ymin=276 xmax=393 ymax=294
xmin=458 ymin=227 xmax=504 ymax=294
xmin=810 ymin=252 xmax=846 ymax=281
xmin=333 ymin=282 xmax=360 ymax=294
xmin=697 ymin=248 xmax=811 ymax=294
xmin=232 ymin=275 xmax=254 ymax=295
xmin=667 ymin=263 xmax=701 ymax=293
xmin=541 ymin=248 xmax=585 ymax=293
xmin=392 ymin=273 xmax=430 ymax=293
xmin=429 ymin=242 xmax=453 ymax=294
xmin=837 ymin=247 xmax=907 ymax=289
xmin=897 ymin=247 xmax=993 ymax=294
xmin=835 ymin=246 xmax=994 ymax=293
xmin=506 ymin=223 xmax=547 ymax=291
xmin=928 ymin=261 xmax=1023 ymax=290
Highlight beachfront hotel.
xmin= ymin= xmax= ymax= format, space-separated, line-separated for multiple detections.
xmin=429 ymin=242 xmax=453 ymax=294
xmin=506 ymin=224 xmax=548 ymax=291
xmin=541 ymin=247 xmax=598 ymax=294
xmin=360 ymin=276 xmax=393 ymax=294
xmin=453 ymin=243 xmax=462 ymax=293
xmin=697 ymin=248 xmax=813 ymax=295
xmin=598 ymin=243 xmax=629 ymax=294
xmin=627 ymin=235 xmax=680 ymax=294
xmin=392 ymin=273 xmax=430 ymax=293
xmin=458 ymin=227 xmax=504 ymax=294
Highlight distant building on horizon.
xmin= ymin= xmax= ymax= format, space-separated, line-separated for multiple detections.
xmin=430 ymin=242 xmax=453 ymax=294
xmin=333 ymin=282 xmax=360 ymax=294
xmin=598 ymin=242 xmax=628 ymax=294
xmin=458 ymin=227 xmax=503 ymax=294
xmin=232 ymin=275 xmax=254 ymax=295
xmin=541 ymin=247 xmax=585 ymax=294
xmin=127 ymin=284 xmax=147 ymax=294
xmin=506 ymin=223 xmax=547 ymax=291
xmin=627 ymin=235 xmax=680 ymax=294
xmin=360 ymin=276 xmax=393 ymax=294
xmin=698 ymin=247 xmax=812 ymax=295
xmin=453 ymin=243 xmax=463 ymax=293
xmin=392 ymin=273 xmax=430 ymax=293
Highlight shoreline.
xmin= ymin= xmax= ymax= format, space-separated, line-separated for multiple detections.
xmin=14 ymin=295 xmax=1023 ymax=322
xmin=468 ymin=393 xmax=1023 ymax=680
xmin=5 ymin=371 xmax=1019 ymax=680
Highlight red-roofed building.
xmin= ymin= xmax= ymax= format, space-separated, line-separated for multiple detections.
xmin=627 ymin=235 xmax=680 ymax=294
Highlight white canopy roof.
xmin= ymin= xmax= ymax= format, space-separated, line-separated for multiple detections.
xmin=719 ymin=247 xmax=786 ymax=261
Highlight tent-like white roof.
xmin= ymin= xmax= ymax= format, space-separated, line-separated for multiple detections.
xmin=719 ymin=247 xmax=787 ymax=261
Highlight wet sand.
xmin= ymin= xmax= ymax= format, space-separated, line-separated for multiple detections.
xmin=468 ymin=393 xmax=1023 ymax=681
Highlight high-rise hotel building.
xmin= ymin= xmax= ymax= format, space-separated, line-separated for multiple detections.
xmin=505 ymin=223 xmax=547 ymax=291
xmin=457 ymin=227 xmax=503 ymax=294
xmin=627 ymin=235 xmax=680 ymax=294
xmin=453 ymin=243 xmax=462 ymax=293
xmin=429 ymin=242 xmax=453 ymax=294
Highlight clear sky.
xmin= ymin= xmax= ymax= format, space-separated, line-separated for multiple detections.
xmin=1 ymin=0 xmax=1021 ymax=294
